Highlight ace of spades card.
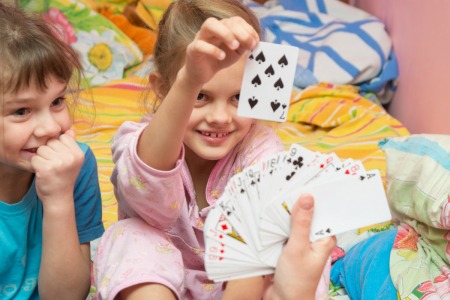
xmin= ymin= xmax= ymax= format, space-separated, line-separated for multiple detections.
xmin=238 ymin=42 xmax=299 ymax=122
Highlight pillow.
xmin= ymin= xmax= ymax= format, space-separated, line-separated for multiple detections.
xmin=20 ymin=0 xmax=143 ymax=87
xmin=379 ymin=135 xmax=450 ymax=299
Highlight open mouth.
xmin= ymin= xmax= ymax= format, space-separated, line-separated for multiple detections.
xmin=199 ymin=131 xmax=231 ymax=138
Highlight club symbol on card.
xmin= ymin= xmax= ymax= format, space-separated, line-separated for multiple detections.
xmin=274 ymin=78 xmax=284 ymax=90
xmin=251 ymin=75 xmax=262 ymax=87
xmin=270 ymin=100 xmax=280 ymax=112
xmin=248 ymin=96 xmax=258 ymax=109
xmin=293 ymin=156 xmax=303 ymax=169
xmin=255 ymin=51 xmax=266 ymax=64
xmin=265 ymin=65 xmax=275 ymax=77
xmin=278 ymin=54 xmax=288 ymax=67
xmin=286 ymin=171 xmax=295 ymax=181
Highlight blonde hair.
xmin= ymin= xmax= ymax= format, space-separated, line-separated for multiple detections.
xmin=149 ymin=0 xmax=261 ymax=110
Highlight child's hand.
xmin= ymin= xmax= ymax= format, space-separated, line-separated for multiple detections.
xmin=183 ymin=16 xmax=259 ymax=86
xmin=32 ymin=129 xmax=84 ymax=207
xmin=264 ymin=194 xmax=336 ymax=300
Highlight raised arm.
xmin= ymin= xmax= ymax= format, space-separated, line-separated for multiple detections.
xmin=137 ymin=17 xmax=259 ymax=171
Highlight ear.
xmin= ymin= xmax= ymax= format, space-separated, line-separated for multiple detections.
xmin=149 ymin=71 xmax=165 ymax=100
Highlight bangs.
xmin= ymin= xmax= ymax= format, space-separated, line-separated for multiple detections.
xmin=1 ymin=15 xmax=81 ymax=95
xmin=4 ymin=40 xmax=79 ymax=94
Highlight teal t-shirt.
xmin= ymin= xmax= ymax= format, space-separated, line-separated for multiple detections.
xmin=0 ymin=142 xmax=104 ymax=299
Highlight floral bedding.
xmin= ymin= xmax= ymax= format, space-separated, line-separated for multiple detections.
xmin=19 ymin=0 xmax=419 ymax=298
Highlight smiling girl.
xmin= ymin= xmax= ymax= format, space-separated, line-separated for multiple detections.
xmin=0 ymin=3 xmax=104 ymax=299
xmin=93 ymin=0 xmax=334 ymax=299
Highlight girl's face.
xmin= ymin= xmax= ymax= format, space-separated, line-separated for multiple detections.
xmin=0 ymin=76 xmax=71 ymax=174
xmin=183 ymin=55 xmax=254 ymax=163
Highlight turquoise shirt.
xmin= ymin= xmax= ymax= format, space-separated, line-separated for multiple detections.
xmin=0 ymin=142 xmax=104 ymax=299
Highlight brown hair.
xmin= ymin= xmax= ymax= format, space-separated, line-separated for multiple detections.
xmin=150 ymin=0 xmax=261 ymax=109
xmin=0 ymin=2 xmax=82 ymax=98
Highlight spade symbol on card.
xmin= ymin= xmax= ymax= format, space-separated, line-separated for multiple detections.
xmin=255 ymin=51 xmax=266 ymax=64
xmin=278 ymin=55 xmax=288 ymax=67
xmin=251 ymin=75 xmax=262 ymax=87
xmin=274 ymin=78 xmax=284 ymax=90
xmin=249 ymin=53 xmax=254 ymax=60
xmin=248 ymin=96 xmax=258 ymax=109
xmin=265 ymin=65 xmax=275 ymax=77
xmin=270 ymin=100 xmax=280 ymax=112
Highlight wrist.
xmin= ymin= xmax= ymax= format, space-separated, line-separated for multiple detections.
xmin=175 ymin=66 xmax=203 ymax=92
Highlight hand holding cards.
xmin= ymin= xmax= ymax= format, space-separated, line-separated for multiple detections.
xmin=238 ymin=42 xmax=299 ymax=122
xmin=204 ymin=144 xmax=392 ymax=282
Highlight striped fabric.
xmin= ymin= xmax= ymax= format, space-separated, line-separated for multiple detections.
xmin=73 ymin=76 xmax=150 ymax=228
xmin=74 ymin=80 xmax=409 ymax=232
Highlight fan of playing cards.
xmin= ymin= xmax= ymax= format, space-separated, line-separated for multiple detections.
xmin=204 ymin=144 xmax=392 ymax=282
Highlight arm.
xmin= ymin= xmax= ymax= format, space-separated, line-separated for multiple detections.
xmin=264 ymin=194 xmax=336 ymax=300
xmin=222 ymin=277 xmax=265 ymax=300
xmin=34 ymin=130 xmax=92 ymax=299
xmin=136 ymin=17 xmax=259 ymax=171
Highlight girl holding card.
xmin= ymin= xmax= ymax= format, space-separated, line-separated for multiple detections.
xmin=94 ymin=0 xmax=333 ymax=299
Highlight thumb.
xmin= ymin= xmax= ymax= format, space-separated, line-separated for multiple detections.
xmin=286 ymin=194 xmax=314 ymax=250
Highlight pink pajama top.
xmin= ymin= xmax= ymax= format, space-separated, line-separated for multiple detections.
xmin=105 ymin=117 xmax=329 ymax=298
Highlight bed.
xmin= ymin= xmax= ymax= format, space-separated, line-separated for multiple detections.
xmin=19 ymin=0 xmax=442 ymax=298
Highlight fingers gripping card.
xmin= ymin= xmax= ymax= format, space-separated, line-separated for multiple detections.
xmin=238 ymin=42 xmax=300 ymax=122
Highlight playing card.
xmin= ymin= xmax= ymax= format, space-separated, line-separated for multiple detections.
xmin=204 ymin=145 xmax=392 ymax=282
xmin=284 ymin=169 xmax=392 ymax=241
xmin=238 ymin=42 xmax=299 ymax=122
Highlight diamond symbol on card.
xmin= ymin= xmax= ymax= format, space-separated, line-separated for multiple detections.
xmin=219 ymin=221 xmax=232 ymax=234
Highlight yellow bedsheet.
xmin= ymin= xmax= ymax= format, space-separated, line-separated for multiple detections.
xmin=73 ymin=79 xmax=409 ymax=230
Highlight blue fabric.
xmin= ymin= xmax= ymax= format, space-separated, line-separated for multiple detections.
xmin=244 ymin=0 xmax=398 ymax=103
xmin=0 ymin=142 xmax=104 ymax=299
xmin=330 ymin=229 xmax=398 ymax=300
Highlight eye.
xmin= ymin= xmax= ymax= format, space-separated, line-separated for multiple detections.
xmin=196 ymin=93 xmax=206 ymax=101
xmin=12 ymin=108 xmax=30 ymax=117
xmin=51 ymin=97 xmax=66 ymax=107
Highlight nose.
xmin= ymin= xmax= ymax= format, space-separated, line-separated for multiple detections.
xmin=34 ymin=111 xmax=62 ymax=138
xmin=205 ymin=100 xmax=233 ymax=125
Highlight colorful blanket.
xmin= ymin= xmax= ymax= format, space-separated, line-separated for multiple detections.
xmin=18 ymin=0 xmax=415 ymax=297
xmin=72 ymin=78 xmax=409 ymax=297
xmin=381 ymin=135 xmax=450 ymax=299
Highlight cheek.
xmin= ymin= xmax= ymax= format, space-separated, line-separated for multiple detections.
xmin=57 ymin=110 xmax=72 ymax=131
xmin=237 ymin=117 xmax=254 ymax=132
